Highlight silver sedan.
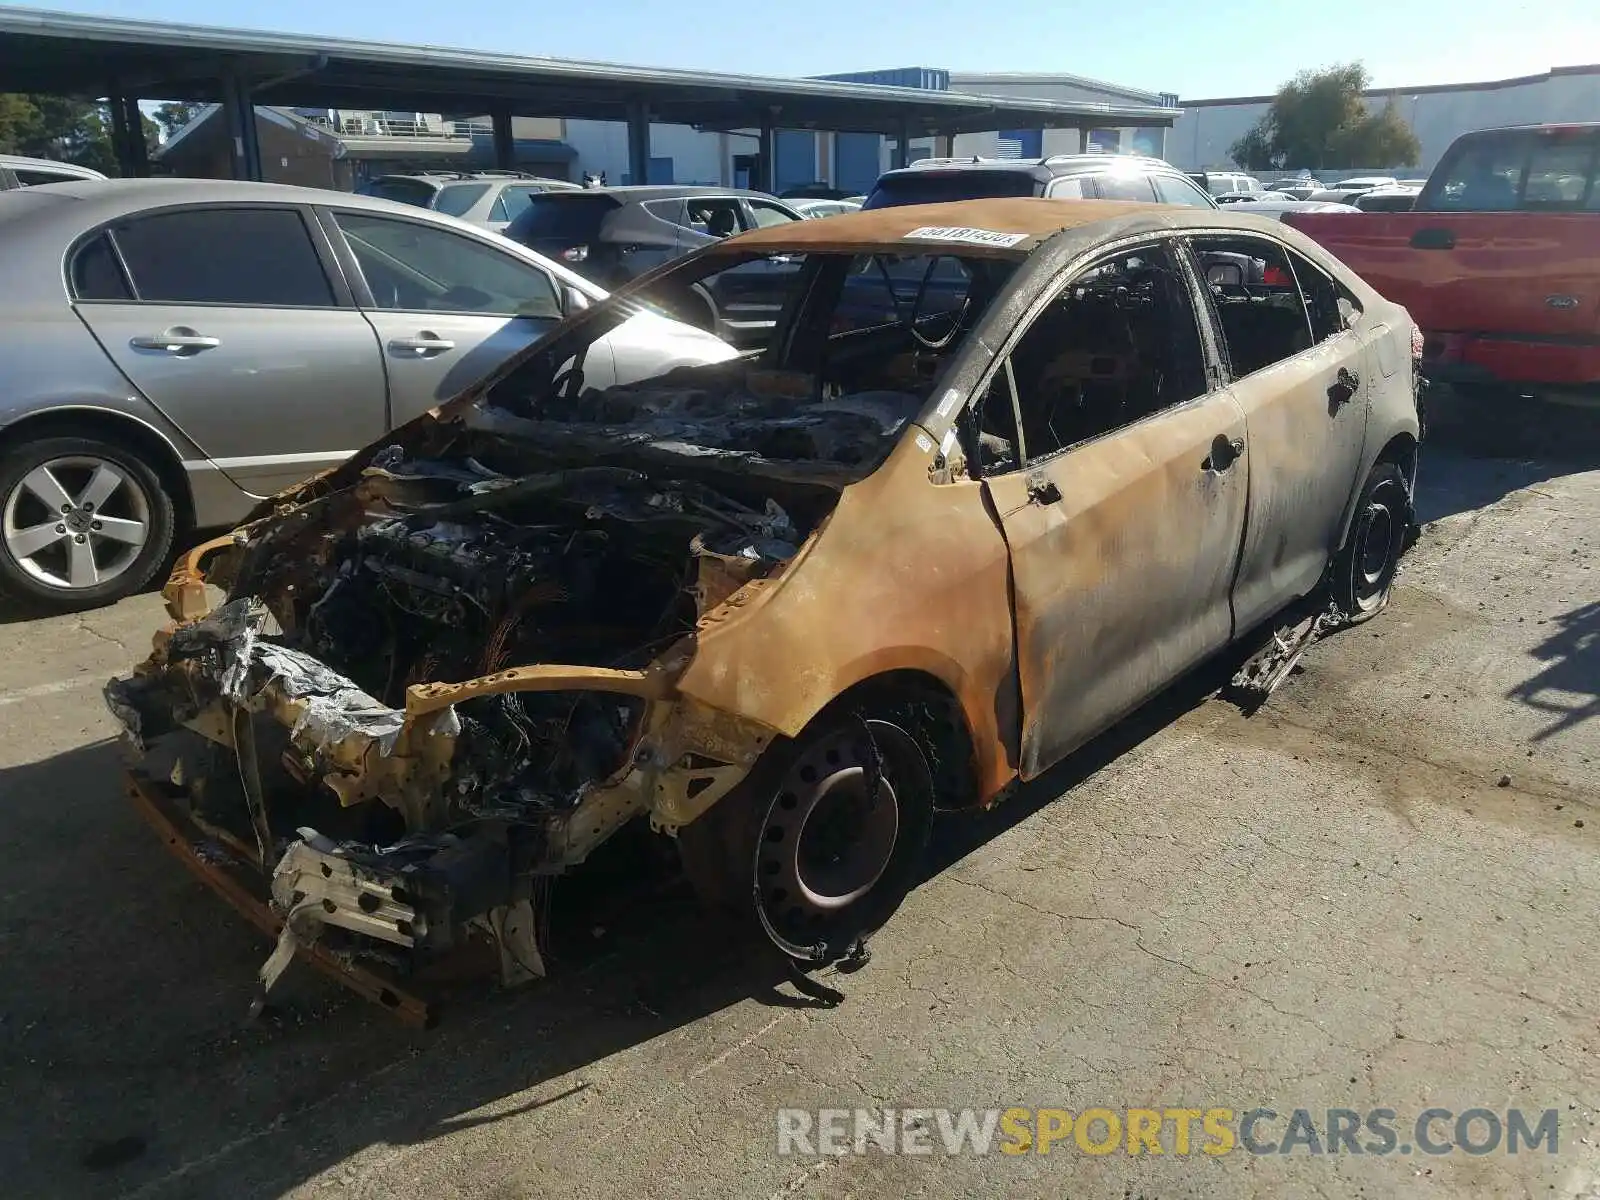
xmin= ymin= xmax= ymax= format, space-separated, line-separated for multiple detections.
xmin=0 ymin=179 xmax=733 ymax=611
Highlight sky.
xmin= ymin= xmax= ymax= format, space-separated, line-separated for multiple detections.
xmin=21 ymin=0 xmax=1600 ymax=99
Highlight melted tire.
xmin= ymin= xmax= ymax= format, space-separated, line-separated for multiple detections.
xmin=1333 ymin=461 xmax=1412 ymax=624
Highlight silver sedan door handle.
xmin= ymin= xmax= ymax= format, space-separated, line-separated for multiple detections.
xmin=388 ymin=333 xmax=456 ymax=357
xmin=129 ymin=330 xmax=220 ymax=355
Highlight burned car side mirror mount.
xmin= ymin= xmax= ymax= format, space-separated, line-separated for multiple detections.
xmin=564 ymin=286 xmax=591 ymax=314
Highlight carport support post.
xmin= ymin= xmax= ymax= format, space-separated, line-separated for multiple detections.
xmin=626 ymin=100 xmax=650 ymax=187
xmin=491 ymin=106 xmax=515 ymax=170
xmin=221 ymin=71 xmax=263 ymax=181
xmin=107 ymin=93 xmax=148 ymax=179
xmin=757 ymin=113 xmax=775 ymax=193
xmin=121 ymin=96 xmax=151 ymax=177
xmin=893 ymin=117 xmax=912 ymax=169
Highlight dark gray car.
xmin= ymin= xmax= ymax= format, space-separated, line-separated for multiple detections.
xmin=0 ymin=179 xmax=734 ymax=610
xmin=504 ymin=186 xmax=806 ymax=342
xmin=357 ymin=171 xmax=582 ymax=232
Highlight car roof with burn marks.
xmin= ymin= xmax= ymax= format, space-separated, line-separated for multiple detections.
xmin=712 ymin=198 xmax=1179 ymax=258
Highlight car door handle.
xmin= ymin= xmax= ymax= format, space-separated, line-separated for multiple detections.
xmin=129 ymin=331 xmax=220 ymax=355
xmin=1025 ymin=473 xmax=1062 ymax=505
xmin=1205 ymin=433 xmax=1245 ymax=472
xmin=1409 ymin=227 xmax=1455 ymax=250
xmin=388 ymin=334 xmax=456 ymax=357
xmin=1329 ymin=366 xmax=1361 ymax=406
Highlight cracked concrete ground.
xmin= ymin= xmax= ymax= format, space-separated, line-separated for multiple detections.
xmin=0 ymin=444 xmax=1595 ymax=1200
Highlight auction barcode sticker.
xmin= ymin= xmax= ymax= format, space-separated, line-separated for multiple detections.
xmin=902 ymin=226 xmax=1028 ymax=249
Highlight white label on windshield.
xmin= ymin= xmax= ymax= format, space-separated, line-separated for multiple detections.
xmin=915 ymin=432 xmax=935 ymax=454
xmin=935 ymin=388 xmax=962 ymax=418
xmin=903 ymin=225 xmax=1028 ymax=249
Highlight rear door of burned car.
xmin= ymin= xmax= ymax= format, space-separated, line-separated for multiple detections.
xmin=973 ymin=238 xmax=1249 ymax=778
xmin=1182 ymin=231 xmax=1370 ymax=630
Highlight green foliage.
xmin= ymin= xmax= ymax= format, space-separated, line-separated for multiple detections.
xmin=1229 ymin=64 xmax=1422 ymax=171
xmin=0 ymin=93 xmax=160 ymax=176
xmin=153 ymin=101 xmax=205 ymax=140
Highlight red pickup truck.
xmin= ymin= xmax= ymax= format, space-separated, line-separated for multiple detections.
xmin=1285 ymin=124 xmax=1600 ymax=398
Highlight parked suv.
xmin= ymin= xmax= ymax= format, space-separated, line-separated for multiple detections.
xmin=862 ymin=155 xmax=1217 ymax=209
xmin=357 ymin=171 xmax=581 ymax=232
xmin=1187 ymin=170 xmax=1264 ymax=197
xmin=0 ymin=154 xmax=107 ymax=190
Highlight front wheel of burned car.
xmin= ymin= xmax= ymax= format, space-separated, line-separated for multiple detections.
xmin=681 ymin=715 xmax=935 ymax=965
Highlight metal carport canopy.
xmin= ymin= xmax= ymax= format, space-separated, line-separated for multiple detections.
xmin=0 ymin=7 xmax=1177 ymax=136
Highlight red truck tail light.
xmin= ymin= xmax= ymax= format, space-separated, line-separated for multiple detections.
xmin=1262 ymin=264 xmax=1292 ymax=286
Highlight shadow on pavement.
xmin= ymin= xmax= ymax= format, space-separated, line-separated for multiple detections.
xmin=927 ymin=652 xmax=1234 ymax=878
xmin=0 ymin=737 xmax=803 ymax=1199
xmin=1509 ymin=600 xmax=1600 ymax=741
xmin=1414 ymin=445 xmax=1577 ymax=525
xmin=0 ymin=643 xmax=1243 ymax=1199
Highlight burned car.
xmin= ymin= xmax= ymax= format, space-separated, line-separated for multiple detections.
xmin=108 ymin=199 xmax=1422 ymax=1020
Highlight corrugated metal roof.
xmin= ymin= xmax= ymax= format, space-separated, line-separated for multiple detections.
xmin=0 ymin=7 xmax=1178 ymax=135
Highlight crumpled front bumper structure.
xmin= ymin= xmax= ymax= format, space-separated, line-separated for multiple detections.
xmin=108 ymin=566 xmax=774 ymax=1021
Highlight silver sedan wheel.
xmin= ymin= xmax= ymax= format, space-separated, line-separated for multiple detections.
xmin=1 ymin=455 xmax=150 ymax=590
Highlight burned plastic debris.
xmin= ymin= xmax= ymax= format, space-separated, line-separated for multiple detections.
xmin=1225 ymin=599 xmax=1345 ymax=713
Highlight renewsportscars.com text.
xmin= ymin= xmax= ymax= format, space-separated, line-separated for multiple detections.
xmin=776 ymin=1106 xmax=1560 ymax=1158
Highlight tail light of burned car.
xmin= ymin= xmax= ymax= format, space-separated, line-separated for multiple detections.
xmin=561 ymin=245 xmax=590 ymax=263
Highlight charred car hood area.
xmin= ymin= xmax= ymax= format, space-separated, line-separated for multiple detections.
xmin=105 ymin=356 xmax=925 ymax=1016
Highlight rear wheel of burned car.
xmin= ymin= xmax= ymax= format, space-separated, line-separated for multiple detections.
xmin=1332 ymin=460 xmax=1413 ymax=623
xmin=0 ymin=436 xmax=175 ymax=611
xmin=683 ymin=714 xmax=935 ymax=965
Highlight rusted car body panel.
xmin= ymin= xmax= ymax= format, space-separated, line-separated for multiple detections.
xmin=107 ymin=199 xmax=1422 ymax=1014
xmin=986 ymin=390 xmax=1251 ymax=778
xmin=672 ymin=435 xmax=1021 ymax=798
xmin=1227 ymin=332 xmax=1371 ymax=632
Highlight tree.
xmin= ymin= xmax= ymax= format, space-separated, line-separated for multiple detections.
xmin=0 ymin=93 xmax=159 ymax=175
xmin=1229 ymin=64 xmax=1421 ymax=172
xmin=153 ymin=101 xmax=205 ymax=140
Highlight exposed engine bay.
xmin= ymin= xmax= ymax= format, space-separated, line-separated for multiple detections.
xmin=288 ymin=460 xmax=805 ymax=818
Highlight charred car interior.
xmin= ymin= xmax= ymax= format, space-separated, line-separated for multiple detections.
xmin=107 ymin=200 xmax=1422 ymax=1022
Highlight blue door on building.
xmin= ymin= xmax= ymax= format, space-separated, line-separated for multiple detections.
xmin=834 ymin=132 xmax=881 ymax=195
xmin=775 ymin=131 xmax=815 ymax=192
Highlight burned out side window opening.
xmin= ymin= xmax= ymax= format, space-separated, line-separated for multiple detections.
xmin=986 ymin=243 xmax=1210 ymax=464
xmin=1190 ymin=234 xmax=1317 ymax=379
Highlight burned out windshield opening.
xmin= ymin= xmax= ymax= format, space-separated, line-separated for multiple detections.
xmin=483 ymin=249 xmax=1015 ymax=480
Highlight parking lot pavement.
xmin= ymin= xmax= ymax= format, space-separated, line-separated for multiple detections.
xmin=0 ymin=444 xmax=1595 ymax=1200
